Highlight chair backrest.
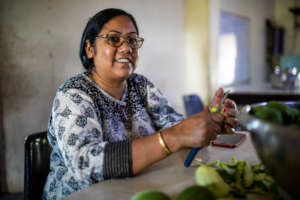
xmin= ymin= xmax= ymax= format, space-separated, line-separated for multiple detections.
xmin=183 ymin=94 xmax=204 ymax=116
xmin=24 ymin=131 xmax=51 ymax=200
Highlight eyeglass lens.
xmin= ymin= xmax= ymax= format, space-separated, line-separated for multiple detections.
xmin=106 ymin=33 xmax=143 ymax=48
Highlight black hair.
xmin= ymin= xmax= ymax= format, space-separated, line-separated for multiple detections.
xmin=79 ymin=8 xmax=139 ymax=72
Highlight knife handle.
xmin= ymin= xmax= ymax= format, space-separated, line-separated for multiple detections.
xmin=184 ymin=147 xmax=201 ymax=167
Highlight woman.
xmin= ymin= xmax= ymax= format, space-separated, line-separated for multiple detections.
xmin=43 ymin=8 xmax=237 ymax=200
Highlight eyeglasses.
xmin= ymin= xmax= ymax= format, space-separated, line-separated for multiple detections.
xmin=95 ymin=33 xmax=144 ymax=49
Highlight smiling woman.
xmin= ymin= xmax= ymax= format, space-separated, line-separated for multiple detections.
xmin=42 ymin=8 xmax=238 ymax=200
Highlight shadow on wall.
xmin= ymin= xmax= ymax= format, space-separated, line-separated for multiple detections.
xmin=0 ymin=35 xmax=7 ymax=192
xmin=0 ymin=92 xmax=8 ymax=192
xmin=0 ymin=23 xmax=41 ymax=192
xmin=0 ymin=24 xmax=9 ymax=193
xmin=0 ymin=26 xmax=40 ymax=116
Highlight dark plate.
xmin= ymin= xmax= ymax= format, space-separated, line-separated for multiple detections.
xmin=238 ymin=101 xmax=300 ymax=199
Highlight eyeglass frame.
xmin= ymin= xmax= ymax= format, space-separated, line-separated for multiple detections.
xmin=95 ymin=33 xmax=144 ymax=49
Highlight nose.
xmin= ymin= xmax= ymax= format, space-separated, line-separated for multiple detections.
xmin=118 ymin=40 xmax=133 ymax=54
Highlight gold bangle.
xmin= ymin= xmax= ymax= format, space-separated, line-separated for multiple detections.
xmin=158 ymin=131 xmax=172 ymax=155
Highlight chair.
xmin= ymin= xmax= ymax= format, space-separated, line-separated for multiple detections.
xmin=24 ymin=131 xmax=52 ymax=200
xmin=183 ymin=94 xmax=204 ymax=116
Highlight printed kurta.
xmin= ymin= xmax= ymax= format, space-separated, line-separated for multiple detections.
xmin=43 ymin=72 xmax=184 ymax=200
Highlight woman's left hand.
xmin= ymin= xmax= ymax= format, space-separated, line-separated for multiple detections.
xmin=210 ymin=88 xmax=238 ymax=133
xmin=222 ymin=98 xmax=238 ymax=133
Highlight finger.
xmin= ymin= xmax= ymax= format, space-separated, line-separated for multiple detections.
xmin=222 ymin=108 xmax=238 ymax=118
xmin=205 ymin=136 xmax=213 ymax=146
xmin=210 ymin=88 xmax=224 ymax=106
xmin=224 ymin=99 xmax=237 ymax=110
xmin=223 ymin=124 xmax=235 ymax=133
xmin=225 ymin=117 xmax=238 ymax=128
xmin=209 ymin=131 xmax=217 ymax=141
xmin=210 ymin=112 xmax=224 ymax=124
xmin=225 ymin=119 xmax=238 ymax=128
xmin=210 ymin=120 xmax=223 ymax=134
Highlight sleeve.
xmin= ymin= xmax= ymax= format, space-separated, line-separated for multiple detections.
xmin=145 ymin=80 xmax=184 ymax=130
xmin=51 ymin=89 xmax=132 ymax=183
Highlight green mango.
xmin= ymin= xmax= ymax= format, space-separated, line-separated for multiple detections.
xmin=266 ymin=101 xmax=300 ymax=124
xmin=195 ymin=165 xmax=231 ymax=198
xmin=266 ymin=101 xmax=288 ymax=113
xmin=254 ymin=107 xmax=283 ymax=125
xmin=177 ymin=185 xmax=215 ymax=200
xmin=131 ymin=190 xmax=171 ymax=200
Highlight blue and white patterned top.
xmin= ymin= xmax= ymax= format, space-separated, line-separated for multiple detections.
xmin=43 ymin=72 xmax=184 ymax=200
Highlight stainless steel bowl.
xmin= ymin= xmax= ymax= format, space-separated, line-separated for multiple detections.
xmin=238 ymin=101 xmax=300 ymax=199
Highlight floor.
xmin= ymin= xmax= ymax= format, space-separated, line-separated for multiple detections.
xmin=0 ymin=193 xmax=23 ymax=200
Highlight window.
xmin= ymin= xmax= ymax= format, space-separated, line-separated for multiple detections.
xmin=218 ymin=11 xmax=250 ymax=86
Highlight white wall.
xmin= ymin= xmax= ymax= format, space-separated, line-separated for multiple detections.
xmin=210 ymin=0 xmax=275 ymax=92
xmin=0 ymin=0 xmax=186 ymax=192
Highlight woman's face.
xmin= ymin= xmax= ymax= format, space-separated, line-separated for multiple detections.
xmin=86 ymin=15 xmax=139 ymax=81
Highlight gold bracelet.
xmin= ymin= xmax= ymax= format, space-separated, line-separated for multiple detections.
xmin=158 ymin=131 xmax=172 ymax=155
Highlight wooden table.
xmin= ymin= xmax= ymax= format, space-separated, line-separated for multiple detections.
xmin=65 ymin=132 xmax=272 ymax=200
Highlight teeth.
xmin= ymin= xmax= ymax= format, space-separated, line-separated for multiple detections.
xmin=116 ymin=58 xmax=130 ymax=63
